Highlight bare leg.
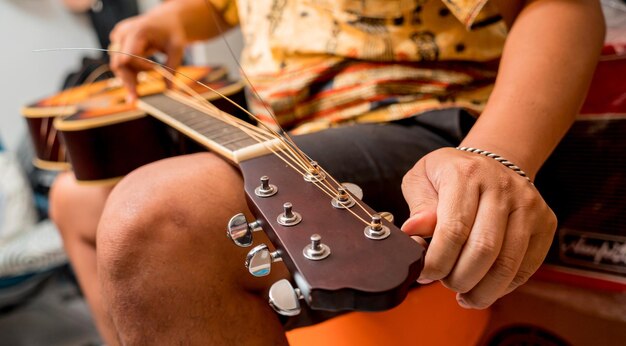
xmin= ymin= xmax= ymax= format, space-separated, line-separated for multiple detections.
xmin=97 ymin=153 xmax=290 ymax=345
xmin=49 ymin=172 xmax=118 ymax=345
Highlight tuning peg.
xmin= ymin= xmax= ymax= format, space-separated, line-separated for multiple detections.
xmin=331 ymin=187 xmax=355 ymax=209
xmin=245 ymin=244 xmax=282 ymax=277
xmin=277 ymin=202 xmax=302 ymax=226
xmin=227 ymin=213 xmax=262 ymax=247
xmin=303 ymin=234 xmax=331 ymax=261
xmin=255 ymin=176 xmax=278 ymax=198
xmin=268 ymin=279 xmax=303 ymax=316
xmin=341 ymin=182 xmax=363 ymax=200
xmin=364 ymin=214 xmax=391 ymax=240
xmin=304 ymin=161 xmax=326 ymax=182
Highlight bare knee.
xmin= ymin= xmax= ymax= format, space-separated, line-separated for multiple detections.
xmin=49 ymin=172 xmax=112 ymax=244
xmin=96 ymin=153 xmax=291 ymax=344
xmin=96 ymin=153 xmax=248 ymax=282
xmin=49 ymin=172 xmax=76 ymax=229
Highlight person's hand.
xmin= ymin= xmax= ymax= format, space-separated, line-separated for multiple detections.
xmin=109 ymin=12 xmax=186 ymax=101
xmin=401 ymin=147 xmax=557 ymax=309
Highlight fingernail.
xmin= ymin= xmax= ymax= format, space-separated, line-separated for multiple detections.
xmin=417 ymin=278 xmax=434 ymax=285
xmin=410 ymin=235 xmax=429 ymax=248
xmin=457 ymin=296 xmax=471 ymax=309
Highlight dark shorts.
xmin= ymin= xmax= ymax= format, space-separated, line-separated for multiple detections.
xmin=294 ymin=108 xmax=474 ymax=224
xmin=282 ymin=108 xmax=475 ymax=329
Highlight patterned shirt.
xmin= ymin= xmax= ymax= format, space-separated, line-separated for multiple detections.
xmin=210 ymin=0 xmax=507 ymax=133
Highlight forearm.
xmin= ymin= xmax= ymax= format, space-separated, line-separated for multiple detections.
xmin=150 ymin=0 xmax=232 ymax=42
xmin=461 ymin=0 xmax=605 ymax=179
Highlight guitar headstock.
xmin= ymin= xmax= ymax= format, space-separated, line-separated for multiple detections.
xmin=232 ymin=153 xmax=425 ymax=315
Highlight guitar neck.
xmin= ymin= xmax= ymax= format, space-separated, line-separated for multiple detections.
xmin=138 ymin=91 xmax=280 ymax=163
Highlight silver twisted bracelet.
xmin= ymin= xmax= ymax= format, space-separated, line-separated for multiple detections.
xmin=455 ymin=147 xmax=533 ymax=184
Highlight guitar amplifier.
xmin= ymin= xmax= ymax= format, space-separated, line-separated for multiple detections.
xmin=534 ymin=41 xmax=626 ymax=291
xmin=482 ymin=46 xmax=626 ymax=344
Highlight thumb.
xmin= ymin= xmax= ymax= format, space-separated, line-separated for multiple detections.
xmin=401 ymin=162 xmax=438 ymax=237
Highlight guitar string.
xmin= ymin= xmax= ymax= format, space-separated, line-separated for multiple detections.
xmin=204 ymin=0 xmax=310 ymax=168
xmin=158 ymin=72 xmax=372 ymax=226
xmin=154 ymin=70 xmax=363 ymax=207
xmin=172 ymin=84 xmax=376 ymax=221
xmin=198 ymin=1 xmax=378 ymax=221
xmin=35 ymin=47 xmax=375 ymax=226
xmin=150 ymin=67 xmax=331 ymax=190
xmin=168 ymin=88 xmax=370 ymax=224
xmin=201 ymin=0 xmax=321 ymax=182
xmin=156 ymin=65 xmax=308 ymax=170
xmin=139 ymin=70 xmax=335 ymax=197
xmin=151 ymin=67 xmax=372 ymax=224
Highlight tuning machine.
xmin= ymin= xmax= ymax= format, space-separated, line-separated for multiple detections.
xmin=364 ymin=214 xmax=391 ymax=240
xmin=269 ymin=279 xmax=303 ymax=316
xmin=331 ymin=187 xmax=355 ymax=209
xmin=255 ymin=176 xmax=278 ymax=198
xmin=245 ymin=244 xmax=282 ymax=277
xmin=227 ymin=213 xmax=262 ymax=247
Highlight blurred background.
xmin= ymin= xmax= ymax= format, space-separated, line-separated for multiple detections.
xmin=0 ymin=0 xmax=243 ymax=152
xmin=0 ymin=1 xmax=242 ymax=345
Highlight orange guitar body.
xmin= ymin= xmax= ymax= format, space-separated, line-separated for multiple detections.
xmin=22 ymin=66 xmax=246 ymax=183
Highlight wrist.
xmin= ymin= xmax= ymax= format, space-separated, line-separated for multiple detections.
xmin=460 ymin=115 xmax=549 ymax=180
xmin=455 ymin=147 xmax=532 ymax=183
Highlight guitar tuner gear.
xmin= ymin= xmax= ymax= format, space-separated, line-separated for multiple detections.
xmin=303 ymin=234 xmax=331 ymax=260
xmin=364 ymin=214 xmax=391 ymax=240
xmin=269 ymin=279 xmax=303 ymax=316
xmin=245 ymin=244 xmax=282 ymax=277
xmin=227 ymin=213 xmax=262 ymax=247
xmin=255 ymin=176 xmax=278 ymax=198
xmin=331 ymin=187 xmax=356 ymax=209
xmin=277 ymin=202 xmax=302 ymax=226
xmin=303 ymin=161 xmax=326 ymax=183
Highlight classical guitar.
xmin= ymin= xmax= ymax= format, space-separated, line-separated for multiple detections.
xmin=136 ymin=89 xmax=424 ymax=315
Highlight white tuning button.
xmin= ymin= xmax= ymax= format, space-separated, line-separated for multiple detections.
xmin=269 ymin=279 xmax=303 ymax=316
xmin=341 ymin=182 xmax=363 ymax=200
xmin=379 ymin=211 xmax=394 ymax=223
xmin=245 ymin=244 xmax=282 ymax=277
xmin=227 ymin=213 xmax=262 ymax=247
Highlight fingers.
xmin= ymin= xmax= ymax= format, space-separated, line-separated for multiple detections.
xmin=419 ymin=170 xmax=480 ymax=282
xmin=165 ymin=37 xmax=185 ymax=71
xmin=442 ymin=190 xmax=508 ymax=293
xmin=501 ymin=209 xmax=556 ymax=296
xmin=410 ymin=235 xmax=429 ymax=249
xmin=456 ymin=206 xmax=529 ymax=308
xmin=110 ymin=22 xmax=146 ymax=101
xmin=402 ymin=148 xmax=557 ymax=309
xmin=401 ymin=160 xmax=439 ymax=236
xmin=108 ymin=16 xmax=183 ymax=102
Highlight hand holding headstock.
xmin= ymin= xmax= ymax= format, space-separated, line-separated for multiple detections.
xmin=226 ymin=155 xmax=425 ymax=316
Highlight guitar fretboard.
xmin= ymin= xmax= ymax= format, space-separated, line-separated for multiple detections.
xmin=139 ymin=93 xmax=276 ymax=162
